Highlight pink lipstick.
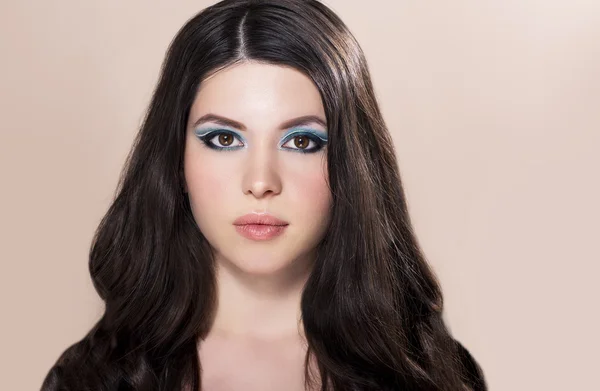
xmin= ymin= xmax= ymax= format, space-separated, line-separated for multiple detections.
xmin=233 ymin=213 xmax=289 ymax=241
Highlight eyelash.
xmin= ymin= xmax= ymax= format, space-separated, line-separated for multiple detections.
xmin=196 ymin=130 xmax=327 ymax=154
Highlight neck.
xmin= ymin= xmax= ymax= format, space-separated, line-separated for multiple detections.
xmin=207 ymin=252 xmax=314 ymax=341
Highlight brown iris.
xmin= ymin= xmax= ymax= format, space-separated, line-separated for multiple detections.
xmin=293 ymin=136 xmax=310 ymax=149
xmin=218 ymin=133 xmax=234 ymax=146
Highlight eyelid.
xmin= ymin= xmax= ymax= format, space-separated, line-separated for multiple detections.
xmin=279 ymin=130 xmax=328 ymax=154
xmin=194 ymin=127 xmax=246 ymax=141
xmin=280 ymin=128 xmax=328 ymax=144
xmin=194 ymin=128 xmax=246 ymax=151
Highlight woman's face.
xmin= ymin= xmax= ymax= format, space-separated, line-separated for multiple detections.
xmin=184 ymin=62 xmax=332 ymax=276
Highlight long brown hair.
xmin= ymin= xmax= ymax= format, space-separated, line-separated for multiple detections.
xmin=41 ymin=1 xmax=486 ymax=390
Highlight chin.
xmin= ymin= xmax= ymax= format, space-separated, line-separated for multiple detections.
xmin=204 ymin=225 xmax=317 ymax=278
xmin=233 ymin=261 xmax=289 ymax=276
xmin=228 ymin=245 xmax=295 ymax=274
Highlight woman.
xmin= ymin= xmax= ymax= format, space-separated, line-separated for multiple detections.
xmin=41 ymin=0 xmax=486 ymax=390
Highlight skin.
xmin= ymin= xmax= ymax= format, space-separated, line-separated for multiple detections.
xmin=183 ymin=61 xmax=332 ymax=390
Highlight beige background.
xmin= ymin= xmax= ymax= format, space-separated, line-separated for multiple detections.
xmin=1 ymin=0 xmax=599 ymax=390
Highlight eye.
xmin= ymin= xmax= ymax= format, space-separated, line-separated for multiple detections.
xmin=281 ymin=134 xmax=327 ymax=154
xmin=197 ymin=130 xmax=244 ymax=151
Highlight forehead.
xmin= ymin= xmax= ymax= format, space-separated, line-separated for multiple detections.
xmin=188 ymin=62 xmax=326 ymax=129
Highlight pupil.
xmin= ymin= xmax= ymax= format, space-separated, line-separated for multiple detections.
xmin=295 ymin=136 xmax=309 ymax=149
xmin=219 ymin=134 xmax=232 ymax=146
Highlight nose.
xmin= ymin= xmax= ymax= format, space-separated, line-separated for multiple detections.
xmin=241 ymin=144 xmax=283 ymax=199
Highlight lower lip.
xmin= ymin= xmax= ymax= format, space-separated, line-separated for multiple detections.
xmin=234 ymin=224 xmax=288 ymax=241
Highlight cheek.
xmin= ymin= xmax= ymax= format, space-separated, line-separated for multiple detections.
xmin=298 ymin=175 xmax=330 ymax=211
xmin=184 ymin=153 xmax=239 ymax=228
xmin=288 ymin=158 xmax=332 ymax=223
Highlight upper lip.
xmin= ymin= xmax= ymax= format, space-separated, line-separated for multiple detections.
xmin=233 ymin=213 xmax=289 ymax=226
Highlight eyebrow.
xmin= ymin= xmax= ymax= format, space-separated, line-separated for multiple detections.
xmin=192 ymin=113 xmax=327 ymax=131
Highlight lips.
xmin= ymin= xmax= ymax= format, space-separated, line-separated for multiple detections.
xmin=233 ymin=213 xmax=289 ymax=241
xmin=233 ymin=213 xmax=289 ymax=226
